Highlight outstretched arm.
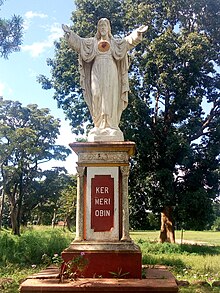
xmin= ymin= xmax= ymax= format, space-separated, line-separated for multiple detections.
xmin=62 ymin=24 xmax=81 ymax=52
xmin=62 ymin=24 xmax=71 ymax=36
xmin=137 ymin=25 xmax=148 ymax=35
xmin=125 ymin=25 xmax=148 ymax=49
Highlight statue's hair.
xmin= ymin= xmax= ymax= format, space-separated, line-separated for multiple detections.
xmin=95 ymin=18 xmax=113 ymax=39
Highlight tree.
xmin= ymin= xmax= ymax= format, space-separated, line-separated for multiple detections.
xmin=0 ymin=98 xmax=71 ymax=235
xmin=0 ymin=0 xmax=23 ymax=58
xmin=39 ymin=0 xmax=220 ymax=240
xmin=30 ymin=168 xmax=76 ymax=227
xmin=57 ymin=175 xmax=77 ymax=231
xmin=124 ymin=0 xmax=220 ymax=239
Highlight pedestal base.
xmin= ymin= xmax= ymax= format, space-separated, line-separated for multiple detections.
xmin=19 ymin=266 xmax=179 ymax=293
xmin=62 ymin=241 xmax=142 ymax=279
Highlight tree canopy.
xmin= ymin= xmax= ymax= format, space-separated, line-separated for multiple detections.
xmin=30 ymin=167 xmax=76 ymax=229
xmin=39 ymin=0 xmax=220 ymax=231
xmin=0 ymin=0 xmax=23 ymax=58
xmin=0 ymin=98 xmax=71 ymax=234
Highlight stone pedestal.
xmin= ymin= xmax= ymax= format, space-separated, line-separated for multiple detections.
xmin=19 ymin=266 xmax=179 ymax=293
xmin=62 ymin=142 xmax=142 ymax=278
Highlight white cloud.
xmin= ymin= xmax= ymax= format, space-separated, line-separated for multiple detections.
xmin=0 ymin=81 xmax=13 ymax=97
xmin=25 ymin=11 xmax=48 ymax=20
xmin=49 ymin=23 xmax=63 ymax=40
xmin=23 ymin=11 xmax=48 ymax=31
xmin=22 ymin=41 xmax=51 ymax=57
xmin=21 ymin=23 xmax=63 ymax=57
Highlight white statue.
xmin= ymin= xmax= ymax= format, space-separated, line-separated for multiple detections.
xmin=62 ymin=18 xmax=147 ymax=142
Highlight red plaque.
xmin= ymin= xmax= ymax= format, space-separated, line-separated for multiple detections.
xmin=91 ymin=175 xmax=114 ymax=232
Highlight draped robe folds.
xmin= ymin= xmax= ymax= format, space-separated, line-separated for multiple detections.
xmin=66 ymin=29 xmax=142 ymax=140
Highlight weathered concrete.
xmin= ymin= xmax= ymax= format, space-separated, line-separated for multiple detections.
xmin=19 ymin=266 xmax=178 ymax=293
xmin=65 ymin=142 xmax=142 ymax=278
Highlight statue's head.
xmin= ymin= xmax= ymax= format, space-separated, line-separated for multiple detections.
xmin=96 ymin=18 xmax=112 ymax=39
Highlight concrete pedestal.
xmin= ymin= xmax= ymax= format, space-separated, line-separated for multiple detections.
xmin=62 ymin=241 xmax=142 ymax=278
xmin=63 ymin=142 xmax=142 ymax=279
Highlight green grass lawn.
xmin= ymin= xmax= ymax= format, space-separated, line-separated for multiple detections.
xmin=130 ymin=230 xmax=220 ymax=245
xmin=131 ymin=230 xmax=220 ymax=293
xmin=0 ymin=228 xmax=220 ymax=293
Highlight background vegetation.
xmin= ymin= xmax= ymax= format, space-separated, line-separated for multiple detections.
xmin=0 ymin=0 xmax=23 ymax=58
xmin=0 ymin=227 xmax=220 ymax=292
xmin=0 ymin=0 xmax=220 ymax=290
xmin=0 ymin=0 xmax=219 ymax=240
xmin=38 ymin=0 xmax=220 ymax=237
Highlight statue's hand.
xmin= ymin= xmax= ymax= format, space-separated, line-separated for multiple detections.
xmin=62 ymin=24 xmax=71 ymax=35
xmin=137 ymin=25 xmax=148 ymax=34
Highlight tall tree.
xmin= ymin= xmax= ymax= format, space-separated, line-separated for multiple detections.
xmin=124 ymin=0 xmax=220 ymax=238
xmin=0 ymin=0 xmax=23 ymax=58
xmin=57 ymin=175 xmax=77 ymax=231
xmin=30 ymin=168 xmax=75 ymax=227
xmin=38 ymin=0 xmax=220 ymax=240
xmin=0 ymin=98 xmax=71 ymax=235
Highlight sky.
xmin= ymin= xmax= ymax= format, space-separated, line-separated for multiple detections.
xmin=0 ymin=0 xmax=78 ymax=174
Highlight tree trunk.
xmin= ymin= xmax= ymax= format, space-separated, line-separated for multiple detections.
xmin=0 ymin=189 xmax=5 ymax=230
xmin=159 ymin=206 xmax=175 ymax=243
xmin=16 ymin=174 xmax=24 ymax=235
xmin=52 ymin=208 xmax=57 ymax=228
xmin=10 ymin=205 xmax=20 ymax=235
xmin=10 ymin=184 xmax=23 ymax=236
xmin=65 ymin=215 xmax=73 ymax=232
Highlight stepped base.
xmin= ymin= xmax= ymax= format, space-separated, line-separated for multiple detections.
xmin=19 ymin=266 xmax=178 ymax=293
xmin=62 ymin=241 xmax=142 ymax=278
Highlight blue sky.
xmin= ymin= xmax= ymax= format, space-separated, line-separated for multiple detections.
xmin=0 ymin=0 xmax=78 ymax=174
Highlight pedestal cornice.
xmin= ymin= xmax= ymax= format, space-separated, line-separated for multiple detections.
xmin=69 ymin=141 xmax=135 ymax=167
xmin=69 ymin=141 xmax=136 ymax=156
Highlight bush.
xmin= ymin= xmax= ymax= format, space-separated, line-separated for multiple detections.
xmin=211 ymin=217 xmax=220 ymax=231
xmin=0 ymin=228 xmax=72 ymax=265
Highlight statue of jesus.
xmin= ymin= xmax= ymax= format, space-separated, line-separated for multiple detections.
xmin=63 ymin=18 xmax=147 ymax=141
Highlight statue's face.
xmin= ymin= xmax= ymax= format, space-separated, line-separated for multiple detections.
xmin=98 ymin=21 xmax=108 ymax=37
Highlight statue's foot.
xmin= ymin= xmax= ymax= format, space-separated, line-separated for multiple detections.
xmin=89 ymin=127 xmax=100 ymax=135
xmin=88 ymin=127 xmax=124 ymax=142
xmin=99 ymin=128 xmax=117 ymax=135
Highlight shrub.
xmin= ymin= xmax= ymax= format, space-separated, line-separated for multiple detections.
xmin=0 ymin=228 xmax=72 ymax=265
xmin=211 ymin=217 xmax=220 ymax=231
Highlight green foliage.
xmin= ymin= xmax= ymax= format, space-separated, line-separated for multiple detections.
xmin=109 ymin=268 xmax=130 ymax=278
xmin=140 ymin=240 xmax=220 ymax=287
xmin=56 ymin=178 xmax=77 ymax=231
xmin=0 ymin=264 xmax=43 ymax=293
xmin=123 ymin=0 xmax=220 ymax=229
xmin=0 ymin=228 xmax=72 ymax=265
xmin=59 ymin=253 xmax=89 ymax=282
xmin=0 ymin=229 xmax=220 ymax=292
xmin=179 ymin=287 xmax=220 ymax=293
xmin=38 ymin=0 xmax=220 ymax=230
xmin=138 ymin=239 xmax=220 ymax=256
xmin=31 ymin=169 xmax=75 ymax=226
xmin=0 ymin=99 xmax=71 ymax=235
xmin=212 ymin=217 xmax=220 ymax=232
xmin=0 ymin=1 xmax=23 ymax=58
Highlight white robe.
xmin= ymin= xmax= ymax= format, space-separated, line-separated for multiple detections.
xmin=66 ymin=30 xmax=142 ymax=130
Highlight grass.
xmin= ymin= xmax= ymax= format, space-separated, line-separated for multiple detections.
xmin=130 ymin=230 xmax=220 ymax=245
xmin=131 ymin=231 xmax=220 ymax=293
xmin=0 ymin=227 xmax=73 ymax=265
xmin=179 ymin=287 xmax=220 ymax=293
xmin=0 ymin=226 xmax=73 ymax=292
xmin=0 ymin=227 xmax=220 ymax=293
